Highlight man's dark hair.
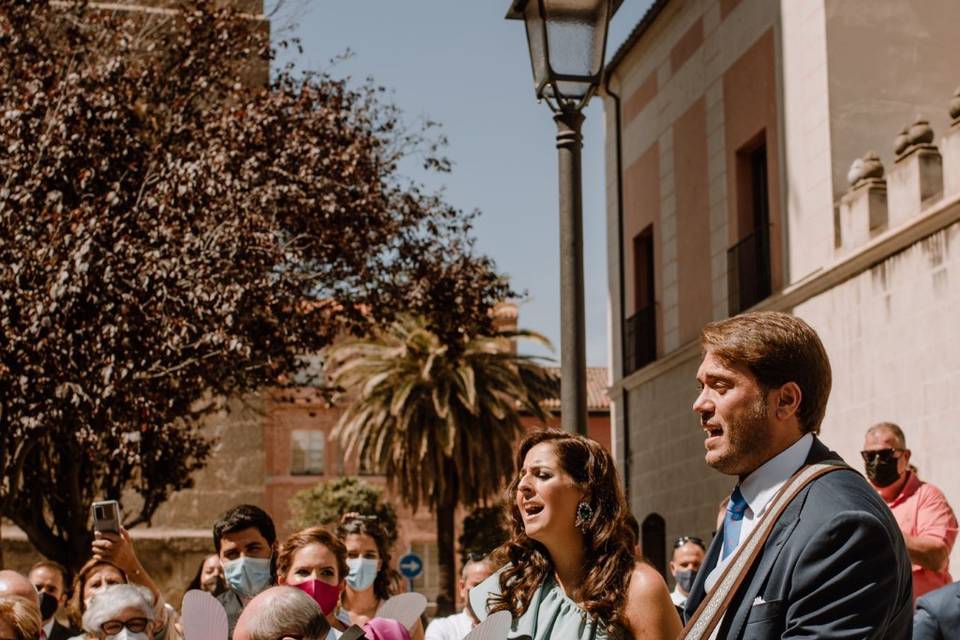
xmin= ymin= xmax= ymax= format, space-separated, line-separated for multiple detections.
xmin=29 ymin=560 xmax=71 ymax=594
xmin=213 ymin=504 xmax=276 ymax=552
xmin=700 ymin=311 xmax=832 ymax=434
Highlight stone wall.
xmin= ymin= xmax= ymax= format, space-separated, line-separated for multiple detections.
xmin=147 ymin=394 xmax=267 ymax=530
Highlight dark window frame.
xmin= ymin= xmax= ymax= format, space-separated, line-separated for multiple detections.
xmin=624 ymin=225 xmax=657 ymax=375
xmin=728 ymin=133 xmax=772 ymax=314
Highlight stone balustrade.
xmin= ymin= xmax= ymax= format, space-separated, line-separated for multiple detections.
xmin=837 ymin=89 xmax=960 ymax=255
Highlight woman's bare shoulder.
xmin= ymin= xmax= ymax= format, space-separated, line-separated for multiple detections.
xmin=623 ymin=561 xmax=682 ymax=639
xmin=626 ymin=561 xmax=666 ymax=600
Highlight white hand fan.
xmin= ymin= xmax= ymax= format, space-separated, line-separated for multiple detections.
xmin=375 ymin=592 xmax=428 ymax=630
xmin=181 ymin=589 xmax=229 ymax=640
xmin=464 ymin=610 xmax=511 ymax=640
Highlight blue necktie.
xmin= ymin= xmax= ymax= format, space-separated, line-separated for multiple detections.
xmin=722 ymin=486 xmax=749 ymax=560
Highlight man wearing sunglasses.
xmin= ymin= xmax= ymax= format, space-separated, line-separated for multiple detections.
xmin=863 ymin=422 xmax=958 ymax=601
xmin=669 ymin=536 xmax=705 ymax=619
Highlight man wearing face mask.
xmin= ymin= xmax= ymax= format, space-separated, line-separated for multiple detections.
xmin=863 ymin=422 xmax=958 ymax=601
xmin=212 ymin=504 xmax=278 ymax=638
xmin=28 ymin=561 xmax=81 ymax=640
xmin=668 ymin=536 xmax=705 ymax=619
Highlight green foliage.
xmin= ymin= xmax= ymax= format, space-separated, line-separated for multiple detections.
xmin=288 ymin=477 xmax=398 ymax=549
xmin=459 ymin=503 xmax=510 ymax=564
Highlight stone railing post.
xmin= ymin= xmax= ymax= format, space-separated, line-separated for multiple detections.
xmin=942 ymin=87 xmax=960 ymax=198
xmin=837 ymin=151 xmax=887 ymax=255
xmin=887 ymin=116 xmax=944 ymax=226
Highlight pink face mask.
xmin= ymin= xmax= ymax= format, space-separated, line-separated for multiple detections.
xmin=294 ymin=579 xmax=342 ymax=615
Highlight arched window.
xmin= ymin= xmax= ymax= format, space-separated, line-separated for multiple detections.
xmin=641 ymin=513 xmax=667 ymax=579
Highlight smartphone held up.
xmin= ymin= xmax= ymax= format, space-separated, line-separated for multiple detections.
xmin=92 ymin=499 xmax=122 ymax=534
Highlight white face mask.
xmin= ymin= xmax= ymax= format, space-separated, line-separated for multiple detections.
xmin=106 ymin=630 xmax=149 ymax=640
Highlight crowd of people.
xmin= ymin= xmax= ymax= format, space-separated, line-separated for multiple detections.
xmin=0 ymin=310 xmax=958 ymax=640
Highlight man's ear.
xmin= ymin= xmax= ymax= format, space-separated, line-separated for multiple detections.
xmin=773 ymin=382 xmax=802 ymax=421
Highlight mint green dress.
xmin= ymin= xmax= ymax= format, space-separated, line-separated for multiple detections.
xmin=469 ymin=566 xmax=612 ymax=640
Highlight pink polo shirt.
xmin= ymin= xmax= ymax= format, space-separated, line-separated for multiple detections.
xmin=886 ymin=472 xmax=958 ymax=601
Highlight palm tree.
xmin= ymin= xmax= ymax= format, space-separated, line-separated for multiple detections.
xmin=327 ymin=314 xmax=557 ymax=609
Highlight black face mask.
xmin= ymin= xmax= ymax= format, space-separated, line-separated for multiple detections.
xmin=865 ymin=457 xmax=901 ymax=488
xmin=38 ymin=591 xmax=58 ymax=621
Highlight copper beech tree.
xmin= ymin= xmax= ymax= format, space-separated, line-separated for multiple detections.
xmin=0 ymin=1 xmax=511 ymax=570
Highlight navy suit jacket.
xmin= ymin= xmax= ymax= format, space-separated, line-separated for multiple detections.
xmin=913 ymin=581 xmax=960 ymax=640
xmin=684 ymin=438 xmax=913 ymax=639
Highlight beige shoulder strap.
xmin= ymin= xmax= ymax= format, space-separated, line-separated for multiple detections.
xmin=680 ymin=462 xmax=845 ymax=640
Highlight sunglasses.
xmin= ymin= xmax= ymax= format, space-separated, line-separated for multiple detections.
xmin=101 ymin=617 xmax=148 ymax=635
xmin=674 ymin=535 xmax=705 ymax=550
xmin=860 ymin=448 xmax=904 ymax=464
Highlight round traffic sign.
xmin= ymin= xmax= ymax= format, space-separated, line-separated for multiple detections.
xmin=398 ymin=552 xmax=423 ymax=579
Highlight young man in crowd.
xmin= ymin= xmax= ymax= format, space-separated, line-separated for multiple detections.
xmin=28 ymin=561 xmax=80 ymax=640
xmin=213 ymin=504 xmax=277 ymax=638
xmin=425 ymin=555 xmax=493 ymax=640
xmin=685 ymin=311 xmax=911 ymax=638
xmin=862 ymin=422 xmax=958 ymax=601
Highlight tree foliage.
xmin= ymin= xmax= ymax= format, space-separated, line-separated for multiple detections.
xmin=458 ymin=503 xmax=510 ymax=564
xmin=0 ymin=1 xmax=511 ymax=570
xmin=327 ymin=315 xmax=557 ymax=608
xmin=288 ymin=477 xmax=398 ymax=549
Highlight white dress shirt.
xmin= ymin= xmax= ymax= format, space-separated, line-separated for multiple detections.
xmin=670 ymin=586 xmax=687 ymax=608
xmin=704 ymin=433 xmax=813 ymax=593
xmin=424 ymin=610 xmax=474 ymax=640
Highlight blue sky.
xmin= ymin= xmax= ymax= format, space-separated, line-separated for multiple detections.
xmin=265 ymin=1 xmax=654 ymax=366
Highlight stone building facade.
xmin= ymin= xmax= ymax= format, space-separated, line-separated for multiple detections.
xmin=602 ymin=0 xmax=960 ymax=584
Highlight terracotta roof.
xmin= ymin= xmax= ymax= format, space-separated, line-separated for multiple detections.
xmin=541 ymin=366 xmax=610 ymax=413
xmin=605 ymin=0 xmax=673 ymax=78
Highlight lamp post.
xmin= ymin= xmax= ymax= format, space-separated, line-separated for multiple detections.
xmin=506 ymin=0 xmax=616 ymax=435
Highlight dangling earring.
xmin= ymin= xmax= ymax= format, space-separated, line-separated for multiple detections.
xmin=575 ymin=501 xmax=594 ymax=532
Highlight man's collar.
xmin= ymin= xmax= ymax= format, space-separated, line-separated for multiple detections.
xmin=740 ymin=433 xmax=814 ymax=516
xmin=886 ymin=471 xmax=921 ymax=507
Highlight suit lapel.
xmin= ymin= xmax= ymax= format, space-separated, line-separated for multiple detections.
xmin=722 ymin=438 xmax=844 ymax=638
xmin=721 ymin=491 xmax=807 ymax=638
xmin=685 ymin=439 xmax=846 ymax=633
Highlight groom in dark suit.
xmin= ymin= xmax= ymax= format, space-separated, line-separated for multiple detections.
xmin=684 ymin=311 xmax=912 ymax=639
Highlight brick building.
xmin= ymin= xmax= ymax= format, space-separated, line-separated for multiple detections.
xmin=602 ymin=0 xmax=960 ymax=583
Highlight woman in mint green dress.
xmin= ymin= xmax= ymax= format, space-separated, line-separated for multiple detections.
xmin=469 ymin=430 xmax=680 ymax=640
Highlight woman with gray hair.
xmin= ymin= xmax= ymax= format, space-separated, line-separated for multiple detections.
xmin=81 ymin=584 xmax=156 ymax=640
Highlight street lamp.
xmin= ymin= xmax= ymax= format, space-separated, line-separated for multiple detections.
xmin=506 ymin=0 xmax=616 ymax=435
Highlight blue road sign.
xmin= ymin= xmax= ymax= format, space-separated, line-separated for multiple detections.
xmin=398 ymin=553 xmax=423 ymax=579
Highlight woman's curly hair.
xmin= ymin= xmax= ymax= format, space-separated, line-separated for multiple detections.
xmin=488 ymin=429 xmax=636 ymax=637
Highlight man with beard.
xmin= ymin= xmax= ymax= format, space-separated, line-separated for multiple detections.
xmin=863 ymin=422 xmax=957 ymax=601
xmin=683 ymin=311 xmax=911 ymax=639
